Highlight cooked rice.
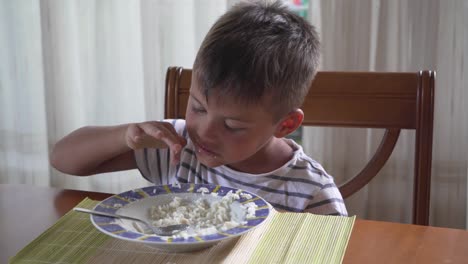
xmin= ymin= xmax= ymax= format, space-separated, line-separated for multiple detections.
xmin=148 ymin=188 xmax=257 ymax=238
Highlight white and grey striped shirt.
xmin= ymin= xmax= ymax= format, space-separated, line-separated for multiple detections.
xmin=135 ymin=119 xmax=347 ymax=216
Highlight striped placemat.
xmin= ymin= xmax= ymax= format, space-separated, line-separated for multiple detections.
xmin=248 ymin=213 xmax=355 ymax=264
xmin=10 ymin=198 xmax=355 ymax=264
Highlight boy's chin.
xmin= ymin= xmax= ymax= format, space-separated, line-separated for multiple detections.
xmin=196 ymin=155 xmax=224 ymax=168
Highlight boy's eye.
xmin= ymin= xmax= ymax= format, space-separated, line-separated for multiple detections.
xmin=192 ymin=106 xmax=206 ymax=113
xmin=224 ymin=123 xmax=245 ymax=132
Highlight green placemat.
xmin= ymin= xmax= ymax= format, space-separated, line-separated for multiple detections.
xmin=248 ymin=213 xmax=355 ymax=264
xmin=9 ymin=198 xmax=110 ymax=264
xmin=10 ymin=198 xmax=355 ymax=264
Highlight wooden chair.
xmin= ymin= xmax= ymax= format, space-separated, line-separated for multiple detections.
xmin=165 ymin=67 xmax=435 ymax=225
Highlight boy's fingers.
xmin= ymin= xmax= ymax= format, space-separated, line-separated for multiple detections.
xmin=140 ymin=122 xmax=186 ymax=150
xmin=127 ymin=122 xmax=185 ymax=166
xmin=132 ymin=122 xmax=187 ymax=162
xmin=170 ymin=145 xmax=182 ymax=165
xmin=126 ymin=124 xmax=145 ymax=149
xmin=127 ymin=124 xmax=142 ymax=139
xmin=170 ymin=136 xmax=189 ymax=165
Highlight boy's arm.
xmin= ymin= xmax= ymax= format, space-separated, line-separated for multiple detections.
xmin=50 ymin=124 xmax=135 ymax=176
xmin=306 ymin=187 xmax=348 ymax=216
xmin=50 ymin=122 xmax=186 ymax=176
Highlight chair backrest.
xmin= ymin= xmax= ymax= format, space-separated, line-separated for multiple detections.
xmin=165 ymin=66 xmax=435 ymax=226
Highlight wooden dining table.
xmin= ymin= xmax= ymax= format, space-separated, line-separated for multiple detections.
xmin=2 ymin=184 xmax=468 ymax=263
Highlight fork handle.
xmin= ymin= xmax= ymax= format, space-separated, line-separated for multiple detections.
xmin=73 ymin=207 xmax=143 ymax=223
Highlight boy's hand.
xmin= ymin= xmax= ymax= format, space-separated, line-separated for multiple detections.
xmin=125 ymin=121 xmax=187 ymax=165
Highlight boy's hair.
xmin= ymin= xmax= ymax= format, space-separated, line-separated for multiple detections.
xmin=193 ymin=0 xmax=320 ymax=120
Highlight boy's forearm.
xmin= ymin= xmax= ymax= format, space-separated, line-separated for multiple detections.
xmin=50 ymin=124 xmax=132 ymax=176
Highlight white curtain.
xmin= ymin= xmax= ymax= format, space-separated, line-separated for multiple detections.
xmin=0 ymin=0 xmax=227 ymax=193
xmin=305 ymin=0 xmax=468 ymax=229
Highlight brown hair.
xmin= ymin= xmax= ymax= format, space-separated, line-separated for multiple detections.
xmin=193 ymin=0 xmax=320 ymax=120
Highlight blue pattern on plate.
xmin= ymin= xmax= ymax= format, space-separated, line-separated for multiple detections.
xmin=120 ymin=231 xmax=144 ymax=239
xmin=100 ymin=224 xmax=124 ymax=233
xmin=141 ymin=236 xmax=165 ymax=242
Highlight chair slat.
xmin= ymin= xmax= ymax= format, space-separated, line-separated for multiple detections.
xmin=303 ymin=72 xmax=419 ymax=128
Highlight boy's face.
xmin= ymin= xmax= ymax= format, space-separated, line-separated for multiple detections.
xmin=185 ymin=79 xmax=280 ymax=170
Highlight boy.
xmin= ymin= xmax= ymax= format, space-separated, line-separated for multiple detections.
xmin=51 ymin=0 xmax=347 ymax=216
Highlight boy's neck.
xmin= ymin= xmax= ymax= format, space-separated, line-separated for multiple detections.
xmin=226 ymin=138 xmax=294 ymax=174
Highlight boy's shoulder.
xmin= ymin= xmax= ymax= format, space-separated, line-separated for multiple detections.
xmin=285 ymin=139 xmax=333 ymax=181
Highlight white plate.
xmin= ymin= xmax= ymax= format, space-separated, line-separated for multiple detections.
xmin=90 ymin=183 xmax=271 ymax=252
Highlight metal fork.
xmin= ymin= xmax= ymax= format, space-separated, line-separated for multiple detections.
xmin=73 ymin=207 xmax=188 ymax=236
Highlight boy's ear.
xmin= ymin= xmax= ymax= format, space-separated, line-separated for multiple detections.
xmin=274 ymin=109 xmax=304 ymax=138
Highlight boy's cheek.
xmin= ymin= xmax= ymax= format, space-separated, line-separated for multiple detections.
xmin=185 ymin=115 xmax=195 ymax=131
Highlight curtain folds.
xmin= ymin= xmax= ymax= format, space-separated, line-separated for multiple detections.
xmin=0 ymin=0 xmax=227 ymax=193
xmin=306 ymin=0 xmax=468 ymax=228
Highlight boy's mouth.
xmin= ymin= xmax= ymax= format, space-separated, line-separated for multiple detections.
xmin=193 ymin=140 xmax=219 ymax=158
